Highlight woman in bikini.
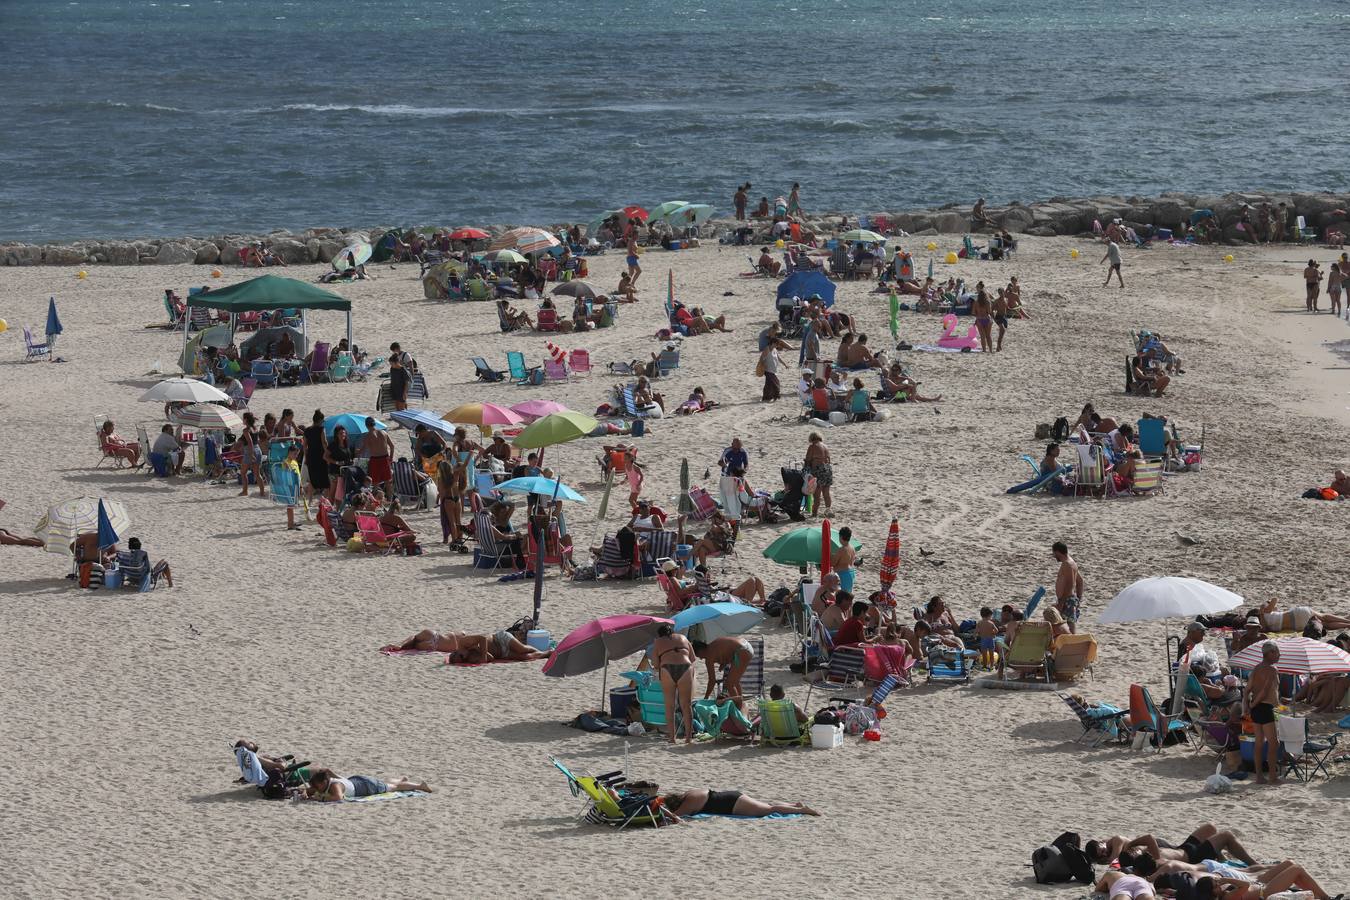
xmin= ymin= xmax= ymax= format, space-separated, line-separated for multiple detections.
xmin=395 ymin=624 xmax=546 ymax=662
xmin=972 ymin=285 xmax=994 ymax=353
xmin=436 ymin=459 xmax=466 ymax=549
xmin=1253 ymin=597 xmax=1350 ymax=632
xmin=651 ymin=624 xmax=696 ymax=745
xmin=659 ymin=788 xmax=819 ymax=822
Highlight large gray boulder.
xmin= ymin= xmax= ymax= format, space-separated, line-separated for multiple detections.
xmin=997 ymin=206 xmax=1035 ymax=232
xmin=1030 ymin=203 xmax=1083 ymax=235
xmin=219 ymin=240 xmax=248 ymax=266
xmin=1149 ymin=200 xmax=1188 ymax=229
xmin=194 ymin=242 xmax=220 ymax=264
xmin=155 ymin=242 xmax=196 ymax=265
xmin=269 ymin=238 xmax=311 ymax=264
xmin=44 ymin=245 xmax=88 ymax=265
xmin=105 ymin=242 xmax=139 ymax=265
xmin=932 ymin=212 xmax=969 ymax=233
xmin=315 ymin=239 xmax=342 ymax=263
xmin=1 ymin=244 xmax=43 ymax=266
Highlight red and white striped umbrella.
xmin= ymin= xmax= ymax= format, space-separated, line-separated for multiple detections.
xmin=545 ymin=341 xmax=567 ymax=366
xmin=489 ymin=227 xmax=560 ymax=256
xmin=878 ymin=516 xmax=901 ymax=593
xmin=1228 ymin=636 xmax=1350 ymax=675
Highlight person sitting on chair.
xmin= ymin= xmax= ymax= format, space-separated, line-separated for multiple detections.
xmin=100 ymin=420 xmax=142 ymax=467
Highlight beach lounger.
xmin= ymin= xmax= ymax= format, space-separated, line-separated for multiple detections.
xmin=1059 ymin=693 xmax=1127 ymax=748
xmin=754 ymin=699 xmax=811 ymax=747
xmin=471 ymin=356 xmax=506 ymax=383
xmin=804 ymin=645 xmax=868 ymax=708
xmin=1125 ymin=683 xmax=1189 ymax=752
xmin=23 ymin=326 xmax=50 ymax=362
xmin=543 ymin=358 xmax=568 ymax=382
xmin=550 ymin=757 xmax=674 ymax=828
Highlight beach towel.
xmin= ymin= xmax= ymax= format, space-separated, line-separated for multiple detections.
xmin=438 ymin=655 xmax=540 ymax=668
xmin=909 ymin=344 xmax=980 ymax=353
xmin=378 ymin=646 xmax=441 ymax=656
xmin=344 ymin=790 xmax=427 ymax=804
xmin=687 ymin=812 xmax=802 ymax=821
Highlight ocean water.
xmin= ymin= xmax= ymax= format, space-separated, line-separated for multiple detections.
xmin=3 ymin=0 xmax=1348 ymax=242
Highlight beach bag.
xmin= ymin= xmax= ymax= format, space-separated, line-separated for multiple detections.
xmin=754 ymin=356 xmax=766 ymax=377
xmin=1051 ymin=417 xmax=1070 ymax=441
xmin=843 ymin=704 xmax=878 ymax=735
xmin=1031 ymin=846 xmax=1071 ymax=884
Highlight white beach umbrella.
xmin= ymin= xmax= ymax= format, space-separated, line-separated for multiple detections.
xmin=139 ymin=377 xmax=229 ymax=404
xmin=34 ymin=496 xmax=132 ymax=555
xmin=1097 ymin=577 xmax=1243 ymax=624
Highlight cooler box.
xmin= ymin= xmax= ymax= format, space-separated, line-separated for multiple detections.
xmin=811 ymin=723 xmax=844 ymax=749
xmin=526 ymin=629 xmax=551 ymax=652
xmin=609 ymin=687 xmax=637 ymax=719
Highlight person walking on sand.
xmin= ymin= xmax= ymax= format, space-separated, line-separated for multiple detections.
xmin=1327 ymin=260 xmax=1343 ymax=317
xmin=625 ymin=232 xmax=642 ymax=285
xmin=1245 ymin=641 xmax=1282 ymax=785
xmin=760 ymin=337 xmax=786 ymax=402
xmin=993 ymin=287 xmax=1010 ymax=351
xmin=1101 ymin=240 xmax=1124 ymax=287
xmin=1304 ymin=259 xmax=1322 ymax=312
xmin=803 ymin=432 xmax=833 ymax=517
xmin=1052 ymin=541 xmax=1084 ymax=634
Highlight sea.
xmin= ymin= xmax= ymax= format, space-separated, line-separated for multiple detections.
xmin=3 ymin=0 xmax=1348 ymax=243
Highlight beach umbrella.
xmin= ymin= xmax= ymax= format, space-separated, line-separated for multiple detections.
xmin=586 ymin=209 xmax=623 ymax=238
xmin=509 ymin=400 xmax=569 ymax=424
xmin=34 ymin=497 xmax=131 ymax=555
xmin=171 ymin=402 xmax=244 ymax=432
xmin=513 ymin=411 xmax=599 ymax=450
xmin=623 ymin=205 xmax=649 ymax=223
xmin=1097 ymin=577 xmax=1243 ymax=625
xmin=496 ymin=476 xmax=586 ymax=503
xmin=776 ymin=271 xmax=836 ymax=307
xmin=543 ymin=614 xmax=672 ymax=705
xmin=489 ymin=227 xmax=559 ymax=255
xmin=839 ymin=229 xmax=885 ymax=243
xmin=322 ymin=412 xmax=386 ymax=439
xmin=878 ymin=517 xmax=901 ymax=593
xmin=888 ymin=290 xmax=900 ymax=341
xmin=45 ymin=296 xmax=63 ymax=348
xmin=648 ymin=201 xmax=691 ymax=221
xmin=96 ymin=499 xmax=121 ymax=548
xmin=820 ymin=519 xmax=832 ymax=574
xmin=388 ymin=408 xmax=456 ymax=439
xmin=762 ymin=525 xmax=861 ymax=568
xmin=662 ymin=203 xmax=715 ymax=226
xmin=485 ymin=248 xmax=527 ymax=266
xmin=138 ymin=377 xmax=229 ymax=404
xmin=444 ymin=402 xmax=523 ymax=428
xmin=673 ymin=602 xmax=763 ymax=643
xmin=1228 ymin=637 xmax=1350 ymax=676
xmin=679 ymin=458 xmax=693 ymax=515
xmin=551 ymin=280 xmax=596 ymax=299
xmin=448 ymin=227 xmax=489 ymax=241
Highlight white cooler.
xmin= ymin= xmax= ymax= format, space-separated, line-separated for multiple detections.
xmin=811 ymin=723 xmax=844 ymax=749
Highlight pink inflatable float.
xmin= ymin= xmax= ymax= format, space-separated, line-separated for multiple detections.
xmin=936 ymin=313 xmax=980 ymax=350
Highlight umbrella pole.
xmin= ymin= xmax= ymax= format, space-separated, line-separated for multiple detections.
xmin=600 ymin=657 xmax=609 ymax=710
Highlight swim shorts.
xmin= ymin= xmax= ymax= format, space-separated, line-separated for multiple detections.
xmin=1180 ymin=835 xmax=1219 ymax=864
xmin=1060 ymin=596 xmax=1081 ymax=623
xmin=367 ymin=455 xmax=392 ymax=484
xmin=626 ymin=254 xmax=639 ymax=267
xmin=1250 ymin=702 xmax=1275 ymax=725
xmin=348 ymin=775 xmax=387 ymax=798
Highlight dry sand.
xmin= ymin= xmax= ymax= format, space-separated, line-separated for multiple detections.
xmin=2 ymin=237 xmax=1348 ymax=899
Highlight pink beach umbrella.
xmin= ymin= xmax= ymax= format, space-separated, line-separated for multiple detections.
xmin=543 ymin=614 xmax=673 ymax=705
xmin=1228 ymin=637 xmax=1350 ymax=676
xmin=509 ymin=400 xmax=569 ymax=423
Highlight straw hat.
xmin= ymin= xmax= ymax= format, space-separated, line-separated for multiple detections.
xmin=659 ymin=559 xmax=679 ymax=574
xmin=1043 ymin=607 xmax=1064 ymax=624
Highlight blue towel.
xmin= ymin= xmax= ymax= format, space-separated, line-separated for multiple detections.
xmin=234 ymin=747 xmax=268 ymax=787
xmin=688 ymin=812 xmax=802 ymax=820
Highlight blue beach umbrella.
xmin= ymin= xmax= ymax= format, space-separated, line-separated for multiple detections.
xmin=323 ymin=413 xmax=387 ymax=438
xmin=496 ymin=476 xmax=585 ymax=503
xmin=776 ymin=271 xmax=835 ymax=308
xmin=672 ymin=602 xmax=764 ymax=643
xmin=96 ymin=499 xmax=121 ymax=548
xmin=46 ymin=296 xmax=63 ymax=345
xmin=388 ymin=408 xmax=456 ymax=438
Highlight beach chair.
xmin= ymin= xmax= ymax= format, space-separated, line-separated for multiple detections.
xmin=656 ymin=348 xmax=680 ymax=375
xmin=1295 ymin=215 xmax=1317 ymax=244
xmin=1073 ymin=443 xmax=1107 ymax=497
xmin=391 ymin=458 xmax=428 ymax=509
xmin=1003 ymin=622 xmax=1054 ymax=682
xmin=549 ymin=757 xmax=674 ymax=828
xmin=620 ymin=384 xmax=656 ymax=418
xmin=249 ymin=359 xmax=277 ymax=389
xmin=327 ymin=351 xmax=353 ymax=382
xmin=657 ymin=573 xmax=694 ymax=613
xmin=1125 ymin=683 xmax=1189 ymax=752
xmin=496 ymin=302 xmax=521 ymax=333
xmin=754 ymin=699 xmax=811 ymax=747
xmin=1135 ymin=417 xmax=1167 ymax=461
xmin=355 ymin=513 xmax=410 ymax=555
xmin=543 ymin=358 xmax=569 ymax=382
xmin=536 ymin=308 xmax=560 ymax=332
xmin=23 ymin=326 xmax=50 ymax=362
xmin=305 ymin=341 xmax=331 ymax=383
xmin=1049 ymin=633 xmax=1097 ymax=681
xmin=470 ymin=356 xmax=506 ymax=383
xmin=315 ymin=498 xmax=339 ymax=547
xmin=804 ymin=645 xmax=868 ymax=708
xmin=595 ymin=534 xmax=636 ymax=579
xmin=1059 ymin=693 xmax=1127 ymax=748
xmin=568 ymin=348 xmax=593 ymax=376
xmin=687 ymin=486 xmax=718 ymax=521
xmin=1277 ymin=716 xmax=1339 ymax=782
xmin=927 ymin=643 xmax=975 ymax=683
xmin=830 ymin=244 xmax=855 ymax=280
xmin=507 ymin=351 xmax=541 ymax=386
xmin=525 ymin=522 xmax=573 ymax=574
xmin=187 ymin=306 xmax=212 ymax=332
xmin=640 ymin=529 xmax=677 ymax=577
xmin=95 ymin=422 xmax=128 ymax=469
xmin=1130 ymin=460 xmax=1163 ymax=496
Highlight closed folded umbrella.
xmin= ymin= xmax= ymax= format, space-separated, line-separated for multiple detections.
xmin=45 ymin=296 xmax=63 ymax=347
xmin=444 ymin=402 xmax=523 ymax=428
xmin=171 ymin=402 xmax=244 ymax=432
xmin=496 ymin=476 xmax=585 ymax=503
xmin=878 ymin=517 xmax=901 ymax=593
xmin=551 ymin=280 xmax=596 ymax=299
xmin=672 ymin=602 xmax=763 ymax=643
xmin=1228 ymin=637 xmax=1350 ymax=676
xmin=34 ymin=497 xmax=131 ymax=555
xmin=763 ymin=525 xmax=861 ymax=568
xmin=323 ymin=412 xmax=385 ymax=438
xmin=679 ymin=458 xmax=693 ymax=515
xmin=513 ymin=411 xmax=599 ymax=450
xmin=139 ymin=377 xmax=229 ymax=404
xmin=509 ymin=400 xmax=569 ymax=423
xmin=96 ymin=499 xmax=121 ymax=548
xmin=388 ymin=408 xmax=456 ymax=438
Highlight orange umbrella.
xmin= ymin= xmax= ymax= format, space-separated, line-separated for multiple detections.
xmin=443 ymin=402 xmax=523 ymax=427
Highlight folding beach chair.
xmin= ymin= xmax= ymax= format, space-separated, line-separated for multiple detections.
xmin=1125 ymin=683 xmax=1189 ymax=752
xmin=1073 ymin=443 xmax=1107 ymax=497
xmin=754 ymin=699 xmax=811 ymax=747
xmin=1135 ymin=417 xmax=1167 ymax=461
xmin=1277 ymin=716 xmax=1339 ymax=782
xmin=1130 ymin=460 xmax=1163 ymax=496
xmin=525 ymin=522 xmax=573 ymax=574
xmin=549 ymin=757 xmax=674 ymax=828
xmin=536 ymin=308 xmax=560 ymax=332
xmin=568 ymin=348 xmax=593 ymax=376
xmin=1059 ymin=693 xmax=1127 ymax=748
xmin=804 ymin=645 xmax=867 ymax=708
xmin=595 ymin=534 xmax=636 ymax=579
xmin=656 ymin=347 xmax=680 ymax=375
xmin=1002 ymin=621 xmax=1054 ymax=683
xmin=1049 ymin=633 xmax=1097 ymax=681
xmin=390 ymin=458 xmax=429 ymax=509
xmin=657 ymin=573 xmax=694 ymax=613
xmin=640 ymin=529 xmax=677 ymax=578
xmin=23 ymin=326 xmax=50 ymax=362
xmin=543 ymin=358 xmax=569 ymax=382
xmin=620 ymin=384 xmax=656 ymax=417
xmin=687 ymin=486 xmax=718 ymax=520
xmin=305 ymin=341 xmax=331 ymax=383
xmin=355 ymin=513 xmax=411 ymax=555
xmin=926 ymin=642 xmax=976 ymax=683
xmin=507 ymin=351 xmax=542 ymax=386
xmin=470 ymin=511 xmax=514 ymax=572
xmin=470 ymin=356 xmax=506 ymax=383
xmin=250 ymin=359 xmax=277 ymax=389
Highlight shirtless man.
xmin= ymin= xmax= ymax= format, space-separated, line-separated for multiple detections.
xmin=693 ymin=635 xmax=755 ymax=709
xmin=358 ymin=419 xmax=396 ymax=500
xmin=1085 ymin=823 xmax=1256 ymax=867
xmin=1006 ymin=275 xmax=1027 ymax=318
xmin=1053 ymin=541 xmax=1084 ymax=634
xmin=843 ymin=334 xmax=880 ymax=369
xmin=625 ymin=232 xmax=642 ymax=285
xmin=993 ymin=288 xmax=1010 ymax=351
xmin=972 ymin=287 xmax=994 ymax=353
xmin=1246 ymin=641 xmax=1282 ymax=784
xmin=1332 ymin=469 xmax=1350 ymax=496
xmin=1304 ymin=259 xmax=1322 ymax=312
xmin=811 ymin=572 xmax=840 ymax=615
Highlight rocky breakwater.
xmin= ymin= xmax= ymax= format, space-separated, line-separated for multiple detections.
xmin=0 ymin=227 xmax=368 ymax=267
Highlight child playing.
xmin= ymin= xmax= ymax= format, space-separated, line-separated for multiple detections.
xmin=975 ymin=607 xmax=999 ymax=669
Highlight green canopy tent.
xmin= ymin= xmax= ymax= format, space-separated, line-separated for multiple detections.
xmin=182 ymin=275 xmax=352 ymax=372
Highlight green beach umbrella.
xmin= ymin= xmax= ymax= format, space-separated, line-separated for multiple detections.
xmin=888 ymin=289 xmax=900 ymax=341
xmin=663 ymin=203 xmax=716 ymax=226
xmin=486 ymin=248 xmax=527 ymax=265
xmin=512 ymin=411 xmax=600 ymax=450
xmin=762 ymin=525 xmax=862 ymax=568
xmin=648 ymin=200 xmax=691 ymax=221
xmin=678 ymin=458 xmax=693 ymax=514
xmin=840 ymin=229 xmax=885 ymax=243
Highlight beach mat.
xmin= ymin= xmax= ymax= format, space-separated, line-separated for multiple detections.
xmin=438 ymin=655 xmax=541 ymax=668
xmin=688 ymin=812 xmax=802 ymax=821
xmin=378 ymin=646 xmax=440 ymax=656
xmin=345 ymin=790 xmax=427 ymax=804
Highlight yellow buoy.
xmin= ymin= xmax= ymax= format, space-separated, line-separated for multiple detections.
xmin=0 ymin=318 xmax=8 ymax=334
xmin=944 ymin=251 xmax=958 ymax=264
xmin=774 ymin=239 xmax=785 ymax=249
xmin=211 ymin=268 xmax=222 ymax=278
xmin=926 ymin=241 xmax=938 ymax=252
xmin=1223 ymin=254 xmax=1234 ymax=263
xmin=77 ymin=269 xmax=88 ymax=279
xmin=1069 ymin=249 xmax=1079 ymax=259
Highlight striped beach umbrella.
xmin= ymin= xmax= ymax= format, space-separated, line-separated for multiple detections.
xmin=34 ymin=497 xmax=131 ymax=554
xmin=489 ymin=227 xmax=559 ymax=255
xmin=545 ymin=341 xmax=567 ymax=367
xmin=171 ymin=402 xmax=244 ymax=432
xmin=878 ymin=517 xmax=901 ymax=592
xmin=1228 ymin=637 xmax=1350 ymax=676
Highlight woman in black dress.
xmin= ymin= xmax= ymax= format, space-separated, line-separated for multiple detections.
xmin=302 ymin=410 xmax=329 ymax=501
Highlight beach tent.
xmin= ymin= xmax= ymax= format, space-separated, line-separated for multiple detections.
xmin=176 ymin=324 xmax=232 ymax=376
xmin=182 ymin=275 xmax=351 ymax=373
xmin=776 ymin=271 xmax=835 ymax=308
xmin=241 ymin=325 xmax=307 ymax=361
xmin=422 ymin=259 xmax=467 ymax=300
xmin=371 ymin=229 xmax=402 ymax=263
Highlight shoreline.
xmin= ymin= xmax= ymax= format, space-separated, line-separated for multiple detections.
xmin=4 ymin=188 xmax=1349 ymax=267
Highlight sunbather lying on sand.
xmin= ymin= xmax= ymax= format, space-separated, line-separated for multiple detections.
xmin=1252 ymin=597 xmax=1350 ymax=632
xmin=0 ymin=528 xmax=42 ymax=547
xmin=395 ymin=624 xmax=547 ymax=662
xmin=1085 ymin=823 xmax=1256 ymax=867
xmin=658 ymin=787 xmax=819 ymax=822
xmin=306 ymin=768 xmax=430 ymax=801
xmin=1125 ymin=852 xmax=1333 ymax=900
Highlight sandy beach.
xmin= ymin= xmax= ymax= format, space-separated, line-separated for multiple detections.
xmin=3 ymin=236 xmax=1349 ymax=899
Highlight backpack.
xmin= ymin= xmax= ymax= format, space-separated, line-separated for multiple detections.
xmin=1051 ymin=416 xmax=1070 ymax=441
xmin=1032 ymin=832 xmax=1094 ymax=885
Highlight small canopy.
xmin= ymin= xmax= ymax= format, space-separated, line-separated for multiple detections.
xmin=186 ymin=275 xmax=350 ymax=313
xmin=776 ymin=271 xmax=835 ymax=308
